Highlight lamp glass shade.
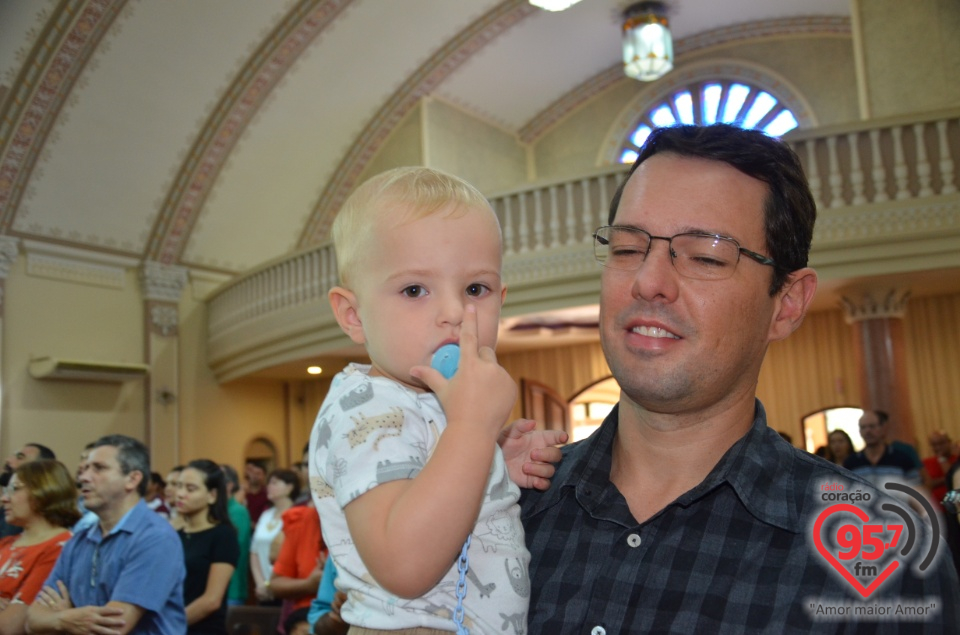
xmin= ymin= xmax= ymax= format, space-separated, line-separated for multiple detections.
xmin=623 ymin=19 xmax=673 ymax=81
xmin=529 ymin=0 xmax=583 ymax=11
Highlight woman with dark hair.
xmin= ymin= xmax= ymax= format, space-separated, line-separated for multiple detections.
xmin=250 ymin=468 xmax=300 ymax=603
xmin=827 ymin=429 xmax=856 ymax=466
xmin=177 ymin=459 xmax=239 ymax=635
xmin=0 ymin=460 xmax=80 ymax=634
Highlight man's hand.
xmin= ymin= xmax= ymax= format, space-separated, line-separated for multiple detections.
xmin=313 ymin=591 xmax=348 ymax=635
xmin=500 ymin=418 xmax=567 ymax=490
xmin=30 ymin=583 xmax=126 ymax=635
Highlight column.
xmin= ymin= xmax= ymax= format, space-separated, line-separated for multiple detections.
xmin=840 ymin=287 xmax=914 ymax=444
xmin=140 ymin=261 xmax=188 ymax=473
xmin=0 ymin=237 xmax=19 ymax=444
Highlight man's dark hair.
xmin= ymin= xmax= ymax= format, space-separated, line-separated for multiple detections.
xmin=26 ymin=443 xmax=56 ymax=460
xmin=608 ymin=124 xmax=816 ymax=295
xmin=245 ymin=458 xmax=268 ymax=473
xmin=874 ymin=410 xmax=890 ymax=425
xmin=186 ymin=459 xmax=233 ymax=527
xmin=93 ymin=434 xmax=150 ymax=497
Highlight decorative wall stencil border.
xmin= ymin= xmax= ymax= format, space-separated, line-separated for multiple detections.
xmin=145 ymin=0 xmax=353 ymax=265
xmin=503 ymin=247 xmax=595 ymax=286
xmin=0 ymin=0 xmax=127 ymax=232
xmin=813 ymin=200 xmax=960 ymax=245
xmin=26 ymin=252 xmax=127 ymax=289
xmin=517 ymin=16 xmax=851 ymax=144
xmin=297 ymin=0 xmax=536 ymax=248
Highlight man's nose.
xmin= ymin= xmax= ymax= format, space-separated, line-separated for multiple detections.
xmin=630 ymin=239 xmax=680 ymax=303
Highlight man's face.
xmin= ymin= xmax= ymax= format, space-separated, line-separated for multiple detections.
xmin=599 ymin=153 xmax=792 ymax=415
xmin=930 ymin=434 xmax=952 ymax=458
xmin=858 ymin=412 xmax=885 ymax=447
xmin=78 ymin=445 xmax=139 ymax=514
xmin=5 ymin=445 xmax=41 ymax=473
xmin=244 ymin=463 xmax=265 ymax=487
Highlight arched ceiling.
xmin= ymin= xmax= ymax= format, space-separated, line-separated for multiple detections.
xmin=0 ymin=0 xmax=852 ymax=276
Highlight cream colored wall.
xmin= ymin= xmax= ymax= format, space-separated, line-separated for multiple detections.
xmin=853 ymin=0 xmax=960 ymax=118
xmin=355 ymin=104 xmax=424 ymax=187
xmin=533 ymin=81 xmax=639 ymax=180
xmin=1 ymin=257 xmax=145 ymax=470
xmin=681 ymin=36 xmax=860 ymax=126
xmin=175 ymin=288 xmax=290 ymax=474
xmin=531 ymin=35 xmax=858 ymax=181
xmin=422 ymin=97 xmax=527 ymax=193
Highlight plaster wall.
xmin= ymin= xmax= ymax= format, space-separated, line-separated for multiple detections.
xmin=1 ymin=258 xmax=145 ymax=468
xmin=422 ymin=98 xmax=527 ymax=193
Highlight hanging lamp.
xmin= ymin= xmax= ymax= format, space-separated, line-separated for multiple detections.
xmin=622 ymin=2 xmax=673 ymax=82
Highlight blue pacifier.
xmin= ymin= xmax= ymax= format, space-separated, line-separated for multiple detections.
xmin=430 ymin=343 xmax=460 ymax=379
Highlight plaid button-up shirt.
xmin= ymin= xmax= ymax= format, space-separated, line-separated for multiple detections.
xmin=522 ymin=401 xmax=960 ymax=634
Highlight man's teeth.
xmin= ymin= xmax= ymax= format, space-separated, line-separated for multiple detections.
xmin=632 ymin=325 xmax=679 ymax=339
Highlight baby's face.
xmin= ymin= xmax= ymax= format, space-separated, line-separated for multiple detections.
xmin=350 ymin=203 xmax=504 ymax=391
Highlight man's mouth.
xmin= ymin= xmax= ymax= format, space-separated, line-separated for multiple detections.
xmin=631 ymin=325 xmax=680 ymax=339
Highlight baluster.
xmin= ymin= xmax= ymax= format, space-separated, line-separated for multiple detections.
xmin=532 ymin=189 xmax=545 ymax=250
xmin=847 ymin=132 xmax=867 ymax=205
xmin=936 ymin=120 xmax=957 ymax=194
xmin=518 ymin=193 xmax=530 ymax=254
xmin=826 ymin=136 xmax=844 ymax=208
xmin=913 ymin=123 xmax=933 ymax=198
xmin=805 ymin=140 xmax=823 ymax=208
xmin=501 ymin=196 xmax=515 ymax=256
xmin=597 ymin=176 xmax=609 ymax=230
xmin=548 ymin=186 xmax=560 ymax=248
xmin=891 ymin=125 xmax=910 ymax=200
xmin=580 ymin=179 xmax=592 ymax=242
xmin=868 ymin=129 xmax=889 ymax=203
xmin=564 ymin=182 xmax=576 ymax=246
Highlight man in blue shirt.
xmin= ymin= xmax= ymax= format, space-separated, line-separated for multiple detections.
xmin=27 ymin=434 xmax=186 ymax=634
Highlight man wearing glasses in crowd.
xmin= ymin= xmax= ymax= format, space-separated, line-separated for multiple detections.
xmin=521 ymin=124 xmax=960 ymax=632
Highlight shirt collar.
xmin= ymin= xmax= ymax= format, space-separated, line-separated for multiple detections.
xmin=524 ymin=399 xmax=799 ymax=533
xmin=83 ymin=498 xmax=150 ymax=542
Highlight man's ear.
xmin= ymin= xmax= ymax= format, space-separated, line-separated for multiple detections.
xmin=127 ymin=470 xmax=144 ymax=495
xmin=768 ymin=267 xmax=818 ymax=343
xmin=329 ymin=286 xmax=366 ymax=345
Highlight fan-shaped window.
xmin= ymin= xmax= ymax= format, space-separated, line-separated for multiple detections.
xmin=619 ymin=80 xmax=799 ymax=164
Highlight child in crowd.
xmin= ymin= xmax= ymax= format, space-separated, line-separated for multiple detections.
xmin=309 ymin=167 xmax=564 ymax=634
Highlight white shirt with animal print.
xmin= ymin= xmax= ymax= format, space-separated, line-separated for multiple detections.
xmin=309 ymin=364 xmax=530 ymax=634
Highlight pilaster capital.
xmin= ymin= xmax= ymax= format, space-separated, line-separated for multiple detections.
xmin=140 ymin=261 xmax=188 ymax=302
xmin=0 ymin=236 xmax=21 ymax=280
xmin=840 ymin=288 xmax=911 ymax=324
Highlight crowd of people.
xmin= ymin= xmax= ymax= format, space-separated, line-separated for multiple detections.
xmin=0 ymin=439 xmax=341 ymax=635
xmin=2 ymin=124 xmax=959 ymax=633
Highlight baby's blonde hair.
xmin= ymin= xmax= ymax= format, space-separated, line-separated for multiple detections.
xmin=332 ymin=167 xmax=498 ymax=285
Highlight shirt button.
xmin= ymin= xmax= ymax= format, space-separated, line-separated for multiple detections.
xmin=591 ymin=627 xmax=606 ymax=635
xmin=627 ymin=533 xmax=641 ymax=547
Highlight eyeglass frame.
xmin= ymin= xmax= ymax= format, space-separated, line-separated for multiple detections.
xmin=592 ymin=224 xmax=777 ymax=279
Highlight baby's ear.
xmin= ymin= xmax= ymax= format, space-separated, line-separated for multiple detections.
xmin=328 ymin=286 xmax=366 ymax=345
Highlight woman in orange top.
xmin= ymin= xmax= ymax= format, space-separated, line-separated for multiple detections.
xmin=0 ymin=460 xmax=80 ymax=635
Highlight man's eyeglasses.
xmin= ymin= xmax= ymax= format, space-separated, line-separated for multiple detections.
xmin=592 ymin=225 xmax=776 ymax=281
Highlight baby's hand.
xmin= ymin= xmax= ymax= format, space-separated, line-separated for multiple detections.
xmin=500 ymin=418 xmax=567 ymax=490
xmin=411 ymin=305 xmax=516 ymax=441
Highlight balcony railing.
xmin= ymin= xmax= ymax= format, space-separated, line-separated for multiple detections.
xmin=207 ymin=109 xmax=960 ymax=381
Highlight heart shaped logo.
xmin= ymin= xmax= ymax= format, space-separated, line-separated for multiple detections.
xmin=813 ymin=503 xmax=900 ymax=598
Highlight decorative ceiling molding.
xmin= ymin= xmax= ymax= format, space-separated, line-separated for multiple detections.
xmin=145 ymin=0 xmax=353 ymax=265
xmin=296 ymin=0 xmax=537 ymax=248
xmin=517 ymin=15 xmax=851 ymax=144
xmin=0 ymin=0 xmax=128 ymax=233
